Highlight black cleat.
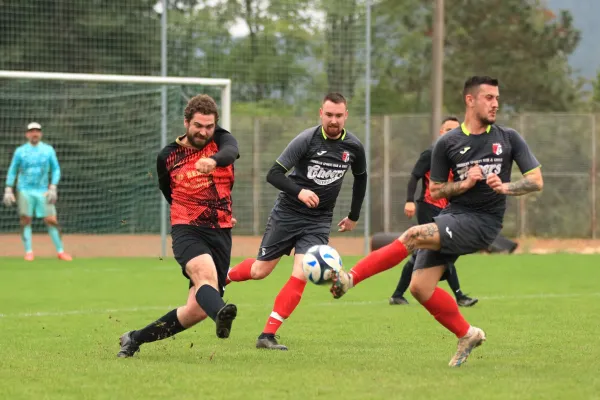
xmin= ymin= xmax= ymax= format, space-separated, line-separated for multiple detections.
xmin=256 ymin=333 xmax=288 ymax=350
xmin=389 ymin=296 xmax=409 ymax=305
xmin=117 ymin=331 xmax=140 ymax=358
xmin=215 ymin=303 xmax=237 ymax=339
xmin=457 ymin=295 xmax=479 ymax=307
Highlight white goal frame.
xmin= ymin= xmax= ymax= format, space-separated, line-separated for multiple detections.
xmin=0 ymin=70 xmax=232 ymax=257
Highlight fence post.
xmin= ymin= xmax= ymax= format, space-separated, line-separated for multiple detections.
xmin=252 ymin=118 xmax=261 ymax=236
xmin=383 ymin=115 xmax=391 ymax=232
xmin=592 ymin=114 xmax=597 ymax=239
xmin=518 ymin=113 xmax=527 ymax=238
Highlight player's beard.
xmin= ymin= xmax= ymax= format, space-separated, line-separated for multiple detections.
xmin=479 ymin=111 xmax=496 ymax=126
xmin=324 ymin=124 xmax=343 ymax=138
xmin=186 ymin=127 xmax=211 ymax=149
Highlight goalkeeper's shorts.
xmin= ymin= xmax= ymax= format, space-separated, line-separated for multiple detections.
xmin=17 ymin=190 xmax=56 ymax=218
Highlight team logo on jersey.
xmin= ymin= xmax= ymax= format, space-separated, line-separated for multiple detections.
xmin=341 ymin=151 xmax=350 ymax=163
xmin=492 ymin=143 xmax=503 ymax=155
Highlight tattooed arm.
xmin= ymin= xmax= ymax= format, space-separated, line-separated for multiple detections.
xmin=430 ymin=164 xmax=484 ymax=200
xmin=487 ymin=167 xmax=543 ymax=196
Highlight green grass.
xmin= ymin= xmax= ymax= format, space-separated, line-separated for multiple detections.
xmin=1 ymin=254 xmax=600 ymax=400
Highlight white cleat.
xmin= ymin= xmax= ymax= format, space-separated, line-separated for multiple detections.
xmin=449 ymin=326 xmax=486 ymax=367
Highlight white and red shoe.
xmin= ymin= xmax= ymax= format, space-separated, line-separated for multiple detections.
xmin=57 ymin=252 xmax=73 ymax=261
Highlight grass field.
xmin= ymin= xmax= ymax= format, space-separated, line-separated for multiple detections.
xmin=1 ymin=254 xmax=600 ymax=400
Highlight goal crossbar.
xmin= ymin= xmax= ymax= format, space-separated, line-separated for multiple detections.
xmin=0 ymin=70 xmax=232 ymax=130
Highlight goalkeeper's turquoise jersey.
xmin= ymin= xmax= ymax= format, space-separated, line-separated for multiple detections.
xmin=5 ymin=142 xmax=61 ymax=193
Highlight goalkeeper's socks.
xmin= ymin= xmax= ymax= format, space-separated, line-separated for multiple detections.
xmin=422 ymin=287 xmax=470 ymax=338
xmin=226 ymin=258 xmax=256 ymax=284
xmin=263 ymin=276 xmax=306 ymax=334
xmin=131 ymin=309 xmax=186 ymax=344
xmin=22 ymin=225 xmax=33 ymax=253
xmin=47 ymin=226 xmax=63 ymax=253
xmin=350 ymin=239 xmax=409 ymax=286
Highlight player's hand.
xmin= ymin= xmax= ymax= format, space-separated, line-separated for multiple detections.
xmin=338 ymin=217 xmax=357 ymax=232
xmin=3 ymin=187 xmax=16 ymax=207
xmin=486 ymin=173 xmax=507 ymax=194
xmin=404 ymin=202 xmax=416 ymax=218
xmin=45 ymin=184 xmax=58 ymax=204
xmin=195 ymin=157 xmax=217 ymax=174
xmin=298 ymin=189 xmax=319 ymax=208
xmin=463 ymin=164 xmax=484 ymax=189
xmin=231 ymin=217 xmax=237 ymax=228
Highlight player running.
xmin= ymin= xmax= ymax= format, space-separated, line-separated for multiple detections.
xmin=226 ymin=92 xmax=367 ymax=350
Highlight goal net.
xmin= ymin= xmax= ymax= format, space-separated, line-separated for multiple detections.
xmin=0 ymin=71 xmax=231 ymax=238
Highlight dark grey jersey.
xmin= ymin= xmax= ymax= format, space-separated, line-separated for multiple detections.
xmin=431 ymin=124 xmax=540 ymax=219
xmin=275 ymin=125 xmax=367 ymax=217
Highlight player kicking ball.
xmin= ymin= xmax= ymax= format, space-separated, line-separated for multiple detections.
xmin=330 ymin=76 xmax=543 ymax=367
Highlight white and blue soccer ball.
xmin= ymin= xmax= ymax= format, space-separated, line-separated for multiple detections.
xmin=302 ymin=245 xmax=343 ymax=285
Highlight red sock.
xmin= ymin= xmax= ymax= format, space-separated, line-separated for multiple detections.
xmin=422 ymin=287 xmax=470 ymax=338
xmin=226 ymin=258 xmax=256 ymax=285
xmin=263 ymin=276 xmax=307 ymax=335
xmin=350 ymin=240 xmax=409 ymax=286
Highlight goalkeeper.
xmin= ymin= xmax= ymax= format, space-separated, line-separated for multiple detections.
xmin=3 ymin=122 xmax=72 ymax=261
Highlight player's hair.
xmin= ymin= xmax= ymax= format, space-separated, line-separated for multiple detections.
xmin=442 ymin=116 xmax=459 ymax=124
xmin=463 ymin=76 xmax=499 ymax=102
xmin=184 ymin=94 xmax=219 ymax=122
xmin=322 ymin=92 xmax=347 ymax=105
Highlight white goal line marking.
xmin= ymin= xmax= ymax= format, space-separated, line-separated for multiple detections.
xmin=1 ymin=292 xmax=599 ymax=319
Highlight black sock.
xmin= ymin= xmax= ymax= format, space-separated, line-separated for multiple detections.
xmin=195 ymin=284 xmax=225 ymax=322
xmin=392 ymin=255 xmax=415 ymax=298
xmin=446 ymin=263 xmax=464 ymax=299
xmin=131 ymin=309 xmax=186 ymax=344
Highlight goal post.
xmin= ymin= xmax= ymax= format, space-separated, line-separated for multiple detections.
xmin=0 ymin=70 xmax=231 ymax=258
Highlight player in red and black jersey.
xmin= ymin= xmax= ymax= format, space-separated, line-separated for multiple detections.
xmin=389 ymin=117 xmax=478 ymax=307
xmin=117 ymin=95 xmax=239 ymax=358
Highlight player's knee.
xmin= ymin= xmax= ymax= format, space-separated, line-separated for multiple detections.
xmin=20 ymin=216 xmax=32 ymax=226
xmin=250 ymin=261 xmax=275 ymax=280
xmin=44 ymin=216 xmax=57 ymax=225
xmin=409 ymin=281 xmax=429 ymax=303
xmin=186 ymin=258 xmax=218 ymax=286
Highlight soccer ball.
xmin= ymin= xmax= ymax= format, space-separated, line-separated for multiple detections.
xmin=302 ymin=245 xmax=343 ymax=285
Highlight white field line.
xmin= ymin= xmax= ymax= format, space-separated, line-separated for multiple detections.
xmin=1 ymin=292 xmax=600 ymax=318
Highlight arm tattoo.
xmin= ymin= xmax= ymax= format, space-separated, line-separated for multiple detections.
xmin=506 ymin=176 xmax=541 ymax=196
xmin=434 ymin=181 xmax=464 ymax=199
xmin=401 ymin=223 xmax=439 ymax=252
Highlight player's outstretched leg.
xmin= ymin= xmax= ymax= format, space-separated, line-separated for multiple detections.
xmin=117 ymin=278 xmax=232 ymax=358
xmin=389 ymin=255 xmax=415 ymax=305
xmin=331 ymin=223 xmax=441 ymax=299
xmin=117 ymin=309 xmax=187 ymax=358
xmin=331 ymin=240 xmax=409 ymax=298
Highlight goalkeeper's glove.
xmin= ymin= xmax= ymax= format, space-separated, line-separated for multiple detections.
xmin=3 ymin=187 xmax=16 ymax=207
xmin=46 ymin=184 xmax=58 ymax=204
